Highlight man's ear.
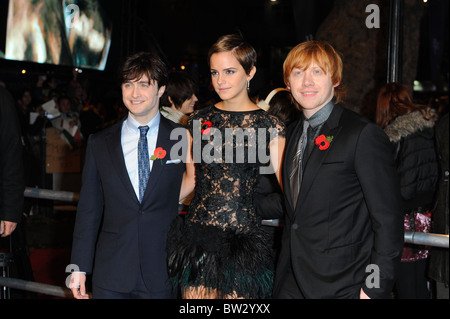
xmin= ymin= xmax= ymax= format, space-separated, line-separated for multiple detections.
xmin=168 ymin=96 xmax=174 ymax=107
xmin=158 ymin=85 xmax=166 ymax=97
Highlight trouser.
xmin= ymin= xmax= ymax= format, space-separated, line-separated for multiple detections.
xmin=92 ymin=270 xmax=176 ymax=299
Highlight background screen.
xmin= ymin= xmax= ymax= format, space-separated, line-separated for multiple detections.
xmin=2 ymin=0 xmax=112 ymax=71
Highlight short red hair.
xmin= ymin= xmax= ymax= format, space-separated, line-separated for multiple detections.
xmin=283 ymin=41 xmax=344 ymax=103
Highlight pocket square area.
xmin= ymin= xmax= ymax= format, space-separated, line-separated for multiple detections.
xmin=166 ymin=159 xmax=182 ymax=164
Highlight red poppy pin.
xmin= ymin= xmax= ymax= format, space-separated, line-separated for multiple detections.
xmin=150 ymin=147 xmax=167 ymax=164
xmin=315 ymin=135 xmax=334 ymax=150
xmin=201 ymin=121 xmax=213 ymax=135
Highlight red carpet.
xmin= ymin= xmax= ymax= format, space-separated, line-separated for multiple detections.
xmin=29 ymin=248 xmax=72 ymax=297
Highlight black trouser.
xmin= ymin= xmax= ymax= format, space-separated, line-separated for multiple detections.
xmin=396 ymin=259 xmax=431 ymax=299
xmin=92 ymin=270 xmax=176 ymax=299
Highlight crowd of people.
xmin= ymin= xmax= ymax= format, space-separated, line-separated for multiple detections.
xmin=1 ymin=34 xmax=448 ymax=300
xmin=3 ymin=70 xmax=126 ymax=200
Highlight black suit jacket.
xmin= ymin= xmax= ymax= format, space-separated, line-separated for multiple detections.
xmin=70 ymin=115 xmax=186 ymax=295
xmin=0 ymin=87 xmax=24 ymax=224
xmin=257 ymin=104 xmax=404 ymax=299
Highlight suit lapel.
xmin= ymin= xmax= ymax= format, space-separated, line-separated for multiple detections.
xmin=107 ymin=119 xmax=139 ymax=202
xmin=293 ymin=105 xmax=344 ymax=218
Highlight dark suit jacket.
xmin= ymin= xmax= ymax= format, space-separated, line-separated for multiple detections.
xmin=70 ymin=115 xmax=186 ymax=295
xmin=0 ymin=87 xmax=24 ymax=224
xmin=257 ymin=104 xmax=404 ymax=299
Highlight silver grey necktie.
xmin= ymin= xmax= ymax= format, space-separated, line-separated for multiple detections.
xmin=289 ymin=120 xmax=309 ymax=207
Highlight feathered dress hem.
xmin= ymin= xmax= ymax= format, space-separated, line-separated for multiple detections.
xmin=166 ymin=217 xmax=274 ymax=299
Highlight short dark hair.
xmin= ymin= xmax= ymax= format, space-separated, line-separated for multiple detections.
xmin=207 ymin=34 xmax=257 ymax=75
xmin=160 ymin=71 xmax=198 ymax=109
xmin=119 ymin=52 xmax=168 ymax=88
xmin=267 ymin=90 xmax=301 ymax=126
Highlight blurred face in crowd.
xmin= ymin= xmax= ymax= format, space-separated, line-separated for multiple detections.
xmin=21 ymin=90 xmax=32 ymax=106
xmin=121 ymin=74 xmax=165 ymax=124
xmin=178 ymin=94 xmax=198 ymax=115
xmin=59 ymin=98 xmax=71 ymax=114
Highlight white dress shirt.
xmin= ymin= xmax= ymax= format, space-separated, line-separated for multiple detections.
xmin=121 ymin=112 xmax=160 ymax=199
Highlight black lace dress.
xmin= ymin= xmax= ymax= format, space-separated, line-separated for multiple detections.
xmin=167 ymin=105 xmax=285 ymax=298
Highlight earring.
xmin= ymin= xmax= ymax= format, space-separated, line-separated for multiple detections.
xmin=247 ymin=80 xmax=250 ymax=91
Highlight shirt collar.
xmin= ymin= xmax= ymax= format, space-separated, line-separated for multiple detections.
xmin=125 ymin=111 xmax=161 ymax=135
xmin=303 ymin=100 xmax=334 ymax=128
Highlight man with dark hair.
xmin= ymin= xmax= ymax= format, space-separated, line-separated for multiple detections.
xmin=69 ymin=52 xmax=195 ymax=299
xmin=160 ymin=71 xmax=198 ymax=126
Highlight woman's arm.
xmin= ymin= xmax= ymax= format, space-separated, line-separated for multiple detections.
xmin=179 ymin=130 xmax=196 ymax=201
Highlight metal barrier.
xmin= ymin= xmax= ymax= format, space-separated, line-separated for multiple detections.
xmin=263 ymin=220 xmax=448 ymax=249
xmin=24 ymin=187 xmax=79 ymax=202
xmin=404 ymin=231 xmax=449 ymax=248
xmin=0 ymin=253 xmax=13 ymax=299
xmin=20 ymin=189 xmax=450 ymax=250
xmin=0 ymin=277 xmax=72 ymax=298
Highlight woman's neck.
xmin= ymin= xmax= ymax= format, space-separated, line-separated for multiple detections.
xmin=216 ymin=95 xmax=259 ymax=112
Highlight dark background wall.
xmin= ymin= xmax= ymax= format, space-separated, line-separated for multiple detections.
xmin=0 ymin=0 xmax=448 ymax=118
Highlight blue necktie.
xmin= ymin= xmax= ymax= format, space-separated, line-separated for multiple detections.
xmin=138 ymin=126 xmax=150 ymax=202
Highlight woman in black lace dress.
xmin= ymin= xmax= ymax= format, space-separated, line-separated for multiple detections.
xmin=167 ymin=34 xmax=286 ymax=299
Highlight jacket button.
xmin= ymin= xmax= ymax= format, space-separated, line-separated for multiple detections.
xmin=139 ymin=209 xmax=144 ymax=215
xmin=292 ymin=223 xmax=298 ymax=230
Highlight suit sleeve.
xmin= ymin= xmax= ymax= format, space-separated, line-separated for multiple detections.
xmin=254 ymin=119 xmax=291 ymax=220
xmin=254 ymin=173 xmax=286 ymax=220
xmin=354 ymin=123 xmax=404 ymax=299
xmin=0 ymin=88 xmax=24 ymax=223
xmin=70 ymin=135 xmax=104 ymax=273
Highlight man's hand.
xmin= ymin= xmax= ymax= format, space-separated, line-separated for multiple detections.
xmin=70 ymin=272 xmax=90 ymax=299
xmin=0 ymin=221 xmax=17 ymax=237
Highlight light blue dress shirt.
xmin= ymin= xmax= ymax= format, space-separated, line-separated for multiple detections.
xmin=121 ymin=112 xmax=160 ymax=199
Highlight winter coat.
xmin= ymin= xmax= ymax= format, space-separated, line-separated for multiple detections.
xmin=384 ymin=108 xmax=439 ymax=212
